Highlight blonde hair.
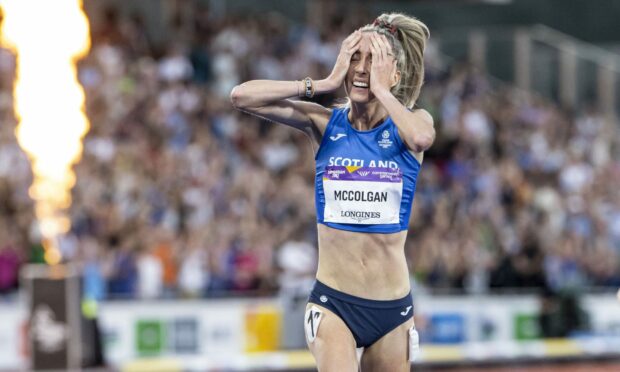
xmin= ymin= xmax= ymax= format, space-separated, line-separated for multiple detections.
xmin=360 ymin=13 xmax=429 ymax=109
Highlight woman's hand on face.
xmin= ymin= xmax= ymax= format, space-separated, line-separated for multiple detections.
xmin=369 ymin=33 xmax=398 ymax=96
xmin=325 ymin=30 xmax=362 ymax=91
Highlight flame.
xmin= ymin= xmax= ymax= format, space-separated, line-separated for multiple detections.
xmin=0 ymin=0 xmax=91 ymax=264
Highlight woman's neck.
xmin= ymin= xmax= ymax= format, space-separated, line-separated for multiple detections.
xmin=348 ymin=101 xmax=389 ymax=131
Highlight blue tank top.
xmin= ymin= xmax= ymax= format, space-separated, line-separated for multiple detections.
xmin=315 ymin=107 xmax=421 ymax=234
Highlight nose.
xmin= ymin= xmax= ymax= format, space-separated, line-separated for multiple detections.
xmin=355 ymin=56 xmax=369 ymax=74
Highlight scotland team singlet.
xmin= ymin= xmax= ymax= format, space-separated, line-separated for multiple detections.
xmin=315 ymin=107 xmax=421 ymax=234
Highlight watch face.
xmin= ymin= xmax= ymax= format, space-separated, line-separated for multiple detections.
xmin=305 ymin=79 xmax=313 ymax=97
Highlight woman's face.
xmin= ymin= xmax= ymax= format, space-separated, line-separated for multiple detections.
xmin=345 ymin=33 xmax=375 ymax=103
xmin=344 ymin=32 xmax=398 ymax=104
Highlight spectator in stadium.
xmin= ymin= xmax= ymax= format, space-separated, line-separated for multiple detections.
xmin=0 ymin=226 xmax=22 ymax=295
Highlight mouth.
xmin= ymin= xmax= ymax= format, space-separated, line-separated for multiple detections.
xmin=351 ymin=81 xmax=369 ymax=91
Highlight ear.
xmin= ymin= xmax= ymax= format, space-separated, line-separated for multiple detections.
xmin=391 ymin=69 xmax=401 ymax=89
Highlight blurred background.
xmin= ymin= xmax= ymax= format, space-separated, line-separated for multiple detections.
xmin=0 ymin=0 xmax=620 ymax=371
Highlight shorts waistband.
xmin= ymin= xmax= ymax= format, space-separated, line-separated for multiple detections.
xmin=312 ymin=280 xmax=412 ymax=309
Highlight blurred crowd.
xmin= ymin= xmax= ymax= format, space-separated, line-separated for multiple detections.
xmin=0 ymin=4 xmax=619 ymax=300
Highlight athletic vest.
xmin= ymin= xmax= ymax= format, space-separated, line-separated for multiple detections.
xmin=315 ymin=107 xmax=420 ymax=233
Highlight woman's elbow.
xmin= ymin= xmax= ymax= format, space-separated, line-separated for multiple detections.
xmin=229 ymin=85 xmax=247 ymax=109
xmin=418 ymin=132 xmax=436 ymax=152
xmin=411 ymin=129 xmax=435 ymax=152
xmin=409 ymin=109 xmax=435 ymax=152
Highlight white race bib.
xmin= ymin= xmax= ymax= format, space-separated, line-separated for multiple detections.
xmin=322 ymin=166 xmax=403 ymax=225
xmin=304 ymin=306 xmax=323 ymax=343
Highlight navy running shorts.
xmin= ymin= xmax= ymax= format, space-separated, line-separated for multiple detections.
xmin=307 ymin=280 xmax=414 ymax=348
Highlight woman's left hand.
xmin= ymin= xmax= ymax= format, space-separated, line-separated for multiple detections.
xmin=368 ymin=33 xmax=398 ymax=97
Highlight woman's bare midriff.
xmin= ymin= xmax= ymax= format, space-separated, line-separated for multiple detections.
xmin=315 ymin=223 xmax=411 ymax=300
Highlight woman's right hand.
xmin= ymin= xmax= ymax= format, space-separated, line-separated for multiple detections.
xmin=324 ymin=30 xmax=362 ymax=91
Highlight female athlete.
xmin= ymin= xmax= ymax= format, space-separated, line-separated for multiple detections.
xmin=231 ymin=12 xmax=434 ymax=371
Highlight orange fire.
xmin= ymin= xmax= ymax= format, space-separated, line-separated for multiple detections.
xmin=0 ymin=0 xmax=91 ymax=264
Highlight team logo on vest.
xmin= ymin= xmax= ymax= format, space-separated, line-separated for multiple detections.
xmin=329 ymin=133 xmax=347 ymax=141
xmin=378 ymin=130 xmax=393 ymax=149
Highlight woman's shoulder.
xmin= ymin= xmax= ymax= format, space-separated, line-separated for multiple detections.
xmin=326 ymin=105 xmax=349 ymax=121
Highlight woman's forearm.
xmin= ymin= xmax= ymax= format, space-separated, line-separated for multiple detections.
xmin=230 ymin=80 xmax=299 ymax=109
xmin=230 ymin=79 xmax=337 ymax=109
xmin=374 ymin=89 xmax=435 ymax=152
